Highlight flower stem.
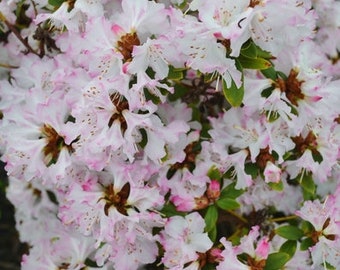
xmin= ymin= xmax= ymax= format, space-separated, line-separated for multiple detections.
xmin=268 ymin=215 xmax=298 ymax=223
xmin=0 ymin=12 xmax=40 ymax=57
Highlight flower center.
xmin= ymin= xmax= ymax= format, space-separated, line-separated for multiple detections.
xmin=249 ymin=0 xmax=261 ymax=8
xmin=292 ymin=131 xmax=318 ymax=156
xmin=108 ymin=93 xmax=129 ymax=133
xmin=101 ymin=182 xmax=131 ymax=216
xmin=255 ymin=146 xmax=275 ymax=170
xmin=40 ymin=124 xmax=73 ymax=166
xmin=117 ymin=32 xmax=140 ymax=62
xmin=276 ymin=69 xmax=305 ymax=106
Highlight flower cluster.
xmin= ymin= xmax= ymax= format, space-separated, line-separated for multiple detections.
xmin=1 ymin=0 xmax=340 ymax=269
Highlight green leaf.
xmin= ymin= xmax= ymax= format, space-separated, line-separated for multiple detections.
xmin=238 ymin=55 xmax=272 ymax=70
xmin=267 ymin=181 xmax=284 ymax=191
xmin=204 ymin=205 xmax=218 ymax=232
xmin=300 ymin=173 xmax=316 ymax=195
xmin=301 ymin=220 xmax=315 ymax=234
xmin=216 ymin=198 xmax=240 ymax=211
xmin=222 ymin=77 xmax=244 ymax=107
xmin=167 ymin=65 xmax=185 ymax=81
xmin=240 ymin=40 xmax=258 ymax=58
xmin=264 ymin=252 xmax=290 ymax=270
xmin=207 ymin=166 xmax=222 ymax=181
xmin=168 ymin=83 xmax=189 ymax=101
xmin=220 ymin=182 xmax=245 ymax=200
xmin=300 ymin=237 xmax=314 ymax=251
xmin=161 ymin=203 xmax=186 ymax=217
xmin=324 ymin=261 xmax=336 ymax=270
xmin=261 ymin=67 xmax=278 ymax=80
xmin=279 ymin=240 xmax=297 ymax=258
xmin=244 ymin=163 xmax=259 ymax=178
xmin=208 ymin=225 xmax=217 ymax=243
xmin=275 ymin=225 xmax=304 ymax=240
xmin=48 ymin=0 xmax=66 ymax=7
xmin=46 ymin=190 xmax=59 ymax=205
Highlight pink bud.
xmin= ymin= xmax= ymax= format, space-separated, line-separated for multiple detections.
xmin=207 ymin=180 xmax=221 ymax=201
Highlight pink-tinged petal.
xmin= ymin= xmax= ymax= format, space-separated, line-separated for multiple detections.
xmin=255 ymin=237 xmax=270 ymax=260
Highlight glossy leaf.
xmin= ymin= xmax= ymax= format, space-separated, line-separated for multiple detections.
xmin=240 ymin=40 xmax=258 ymax=58
xmin=279 ymin=240 xmax=297 ymax=258
xmin=300 ymin=173 xmax=316 ymax=195
xmin=275 ymin=225 xmax=304 ymax=240
xmin=222 ymin=77 xmax=244 ymax=107
xmin=261 ymin=67 xmax=278 ymax=80
xmin=220 ymin=182 xmax=245 ymax=200
xmin=300 ymin=237 xmax=314 ymax=251
xmin=238 ymin=55 xmax=272 ymax=70
xmin=264 ymin=252 xmax=290 ymax=270
xmin=167 ymin=65 xmax=185 ymax=80
xmin=207 ymin=166 xmax=222 ymax=181
xmin=204 ymin=205 xmax=218 ymax=232
xmin=216 ymin=198 xmax=240 ymax=211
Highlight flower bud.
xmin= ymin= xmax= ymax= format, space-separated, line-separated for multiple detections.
xmin=206 ymin=180 xmax=221 ymax=201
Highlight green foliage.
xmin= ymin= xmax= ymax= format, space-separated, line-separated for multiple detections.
xmin=299 ymin=172 xmax=316 ymax=200
xmin=220 ymin=182 xmax=245 ymax=199
xmin=279 ymin=240 xmax=297 ymax=258
xmin=275 ymin=225 xmax=304 ymax=240
xmin=167 ymin=65 xmax=185 ymax=81
xmin=216 ymin=197 xmax=240 ymax=211
xmin=261 ymin=67 xmax=278 ymax=80
xmin=244 ymin=163 xmax=259 ymax=178
xmin=267 ymin=181 xmax=284 ymax=191
xmin=264 ymin=252 xmax=291 ymax=270
xmin=48 ymin=0 xmax=66 ymax=8
xmin=160 ymin=202 xmax=186 ymax=217
xmin=204 ymin=205 xmax=218 ymax=233
xmin=238 ymin=55 xmax=272 ymax=70
xmin=207 ymin=166 xmax=222 ymax=181
xmin=300 ymin=237 xmax=314 ymax=251
xmin=238 ymin=39 xmax=272 ymax=70
xmin=222 ymin=77 xmax=244 ymax=107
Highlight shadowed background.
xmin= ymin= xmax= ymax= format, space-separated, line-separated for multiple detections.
xmin=0 ymin=161 xmax=27 ymax=270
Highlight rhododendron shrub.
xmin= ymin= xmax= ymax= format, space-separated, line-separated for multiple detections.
xmin=0 ymin=0 xmax=340 ymax=269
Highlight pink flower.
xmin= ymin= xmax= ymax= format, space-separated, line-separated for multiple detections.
xmin=217 ymin=238 xmax=249 ymax=270
xmin=263 ymin=161 xmax=282 ymax=183
xmin=160 ymin=212 xmax=213 ymax=269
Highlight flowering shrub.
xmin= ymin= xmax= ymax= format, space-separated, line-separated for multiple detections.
xmin=1 ymin=0 xmax=340 ymax=269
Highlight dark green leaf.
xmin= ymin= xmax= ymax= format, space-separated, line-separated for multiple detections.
xmin=300 ymin=237 xmax=315 ymax=251
xmin=264 ymin=252 xmax=290 ymax=270
xmin=220 ymin=182 xmax=245 ymax=200
xmin=240 ymin=40 xmax=258 ymax=58
xmin=279 ymin=240 xmax=297 ymax=258
xmin=202 ymin=263 xmax=216 ymax=270
xmin=161 ymin=203 xmax=186 ymax=217
xmin=204 ymin=205 xmax=218 ymax=232
xmin=261 ymin=67 xmax=278 ymax=80
xmin=222 ymin=77 xmax=244 ymax=107
xmin=208 ymin=225 xmax=217 ymax=242
xmin=275 ymin=225 xmax=304 ymax=240
xmin=216 ymin=198 xmax=240 ymax=211
xmin=312 ymin=150 xmax=323 ymax=163
xmin=48 ymin=0 xmax=66 ymax=7
xmin=244 ymin=163 xmax=259 ymax=178
xmin=301 ymin=220 xmax=315 ymax=234
xmin=46 ymin=190 xmax=59 ymax=205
